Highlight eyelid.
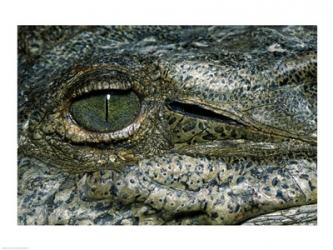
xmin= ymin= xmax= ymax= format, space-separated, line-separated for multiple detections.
xmin=64 ymin=65 xmax=135 ymax=98
xmin=72 ymin=81 xmax=132 ymax=98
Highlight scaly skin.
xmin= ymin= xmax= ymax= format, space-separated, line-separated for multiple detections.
xmin=18 ymin=26 xmax=317 ymax=225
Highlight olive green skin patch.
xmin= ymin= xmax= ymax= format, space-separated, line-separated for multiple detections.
xmin=70 ymin=90 xmax=140 ymax=132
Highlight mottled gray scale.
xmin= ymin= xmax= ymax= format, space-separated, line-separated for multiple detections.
xmin=18 ymin=26 xmax=317 ymax=225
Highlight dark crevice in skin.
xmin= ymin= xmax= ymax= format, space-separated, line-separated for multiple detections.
xmin=165 ymin=210 xmax=208 ymax=224
xmin=166 ymin=100 xmax=244 ymax=126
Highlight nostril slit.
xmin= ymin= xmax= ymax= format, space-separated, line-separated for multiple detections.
xmin=105 ymin=94 xmax=110 ymax=122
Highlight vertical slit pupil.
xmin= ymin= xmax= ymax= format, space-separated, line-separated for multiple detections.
xmin=105 ymin=94 xmax=110 ymax=122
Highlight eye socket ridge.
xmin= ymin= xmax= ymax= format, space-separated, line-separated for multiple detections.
xmin=51 ymin=66 xmax=147 ymax=143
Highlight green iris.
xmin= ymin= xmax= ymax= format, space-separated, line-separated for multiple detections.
xmin=70 ymin=90 xmax=140 ymax=132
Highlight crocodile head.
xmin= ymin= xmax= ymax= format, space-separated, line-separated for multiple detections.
xmin=18 ymin=26 xmax=317 ymax=225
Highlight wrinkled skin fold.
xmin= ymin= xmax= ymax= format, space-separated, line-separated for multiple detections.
xmin=18 ymin=26 xmax=317 ymax=225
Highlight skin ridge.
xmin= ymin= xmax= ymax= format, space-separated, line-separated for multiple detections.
xmin=18 ymin=26 xmax=317 ymax=225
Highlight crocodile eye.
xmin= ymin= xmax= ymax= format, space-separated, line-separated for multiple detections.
xmin=70 ymin=90 xmax=140 ymax=133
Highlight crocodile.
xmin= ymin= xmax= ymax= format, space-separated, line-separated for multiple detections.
xmin=17 ymin=26 xmax=317 ymax=225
